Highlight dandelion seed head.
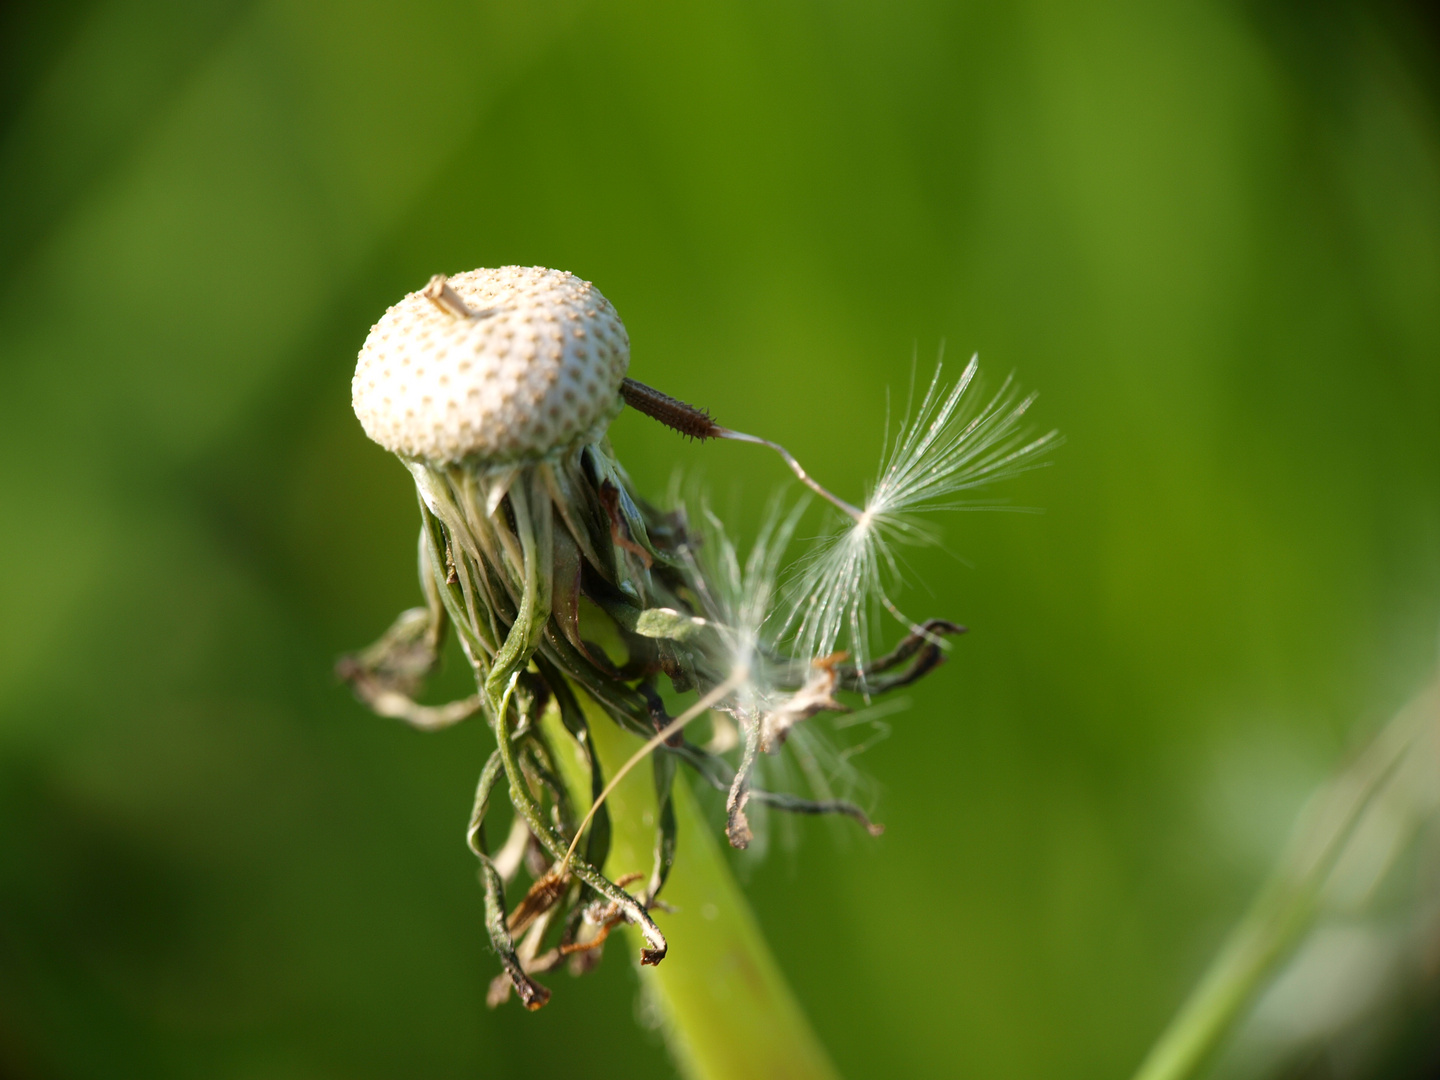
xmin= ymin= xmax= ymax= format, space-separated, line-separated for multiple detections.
xmin=352 ymin=267 xmax=628 ymax=464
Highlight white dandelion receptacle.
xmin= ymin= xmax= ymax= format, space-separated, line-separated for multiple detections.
xmin=352 ymin=266 xmax=630 ymax=464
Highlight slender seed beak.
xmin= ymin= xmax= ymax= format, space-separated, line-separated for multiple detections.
xmin=620 ymin=377 xmax=865 ymax=522
xmin=714 ymin=428 xmax=865 ymax=522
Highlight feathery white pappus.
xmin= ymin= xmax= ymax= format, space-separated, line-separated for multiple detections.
xmin=787 ymin=355 xmax=1059 ymax=675
xmin=351 ymin=266 xmax=629 ymax=464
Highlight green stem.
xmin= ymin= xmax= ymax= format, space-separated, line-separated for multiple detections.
xmin=1131 ymin=678 xmax=1439 ymax=1080
xmin=1129 ymin=886 xmax=1314 ymax=1080
xmin=543 ymin=696 xmax=841 ymax=1080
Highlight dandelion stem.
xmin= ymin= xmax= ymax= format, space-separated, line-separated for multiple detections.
xmin=544 ymin=692 xmax=842 ymax=1080
xmin=1130 ymin=677 xmax=1440 ymax=1080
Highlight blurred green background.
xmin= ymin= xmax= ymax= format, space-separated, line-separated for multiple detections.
xmin=1 ymin=1 xmax=1438 ymax=1077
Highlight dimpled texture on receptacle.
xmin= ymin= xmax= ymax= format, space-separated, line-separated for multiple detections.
xmin=351 ymin=267 xmax=630 ymax=463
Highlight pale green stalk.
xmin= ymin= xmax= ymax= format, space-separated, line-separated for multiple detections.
xmin=1131 ymin=677 xmax=1440 ymax=1080
xmin=543 ymin=697 xmax=840 ymax=1080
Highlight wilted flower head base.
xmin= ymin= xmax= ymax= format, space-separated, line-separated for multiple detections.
xmin=340 ymin=270 xmax=1052 ymax=1009
xmin=344 ymin=436 xmax=948 ymax=1006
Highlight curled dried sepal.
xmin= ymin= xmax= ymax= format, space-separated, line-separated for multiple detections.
xmin=760 ymin=655 xmax=848 ymax=752
xmin=834 ymin=619 xmax=967 ymax=695
xmin=335 ymin=606 xmax=484 ymax=731
xmin=507 ymin=871 xmax=567 ymax=935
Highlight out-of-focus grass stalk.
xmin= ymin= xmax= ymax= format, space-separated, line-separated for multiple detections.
xmin=542 ymin=696 xmax=840 ymax=1080
xmin=1131 ymin=676 xmax=1440 ymax=1080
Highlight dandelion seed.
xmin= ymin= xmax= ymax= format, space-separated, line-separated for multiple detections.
xmin=786 ymin=355 xmax=1059 ymax=678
